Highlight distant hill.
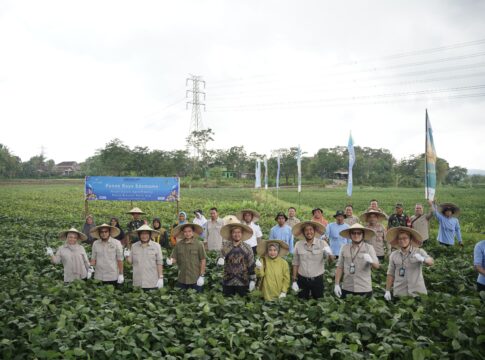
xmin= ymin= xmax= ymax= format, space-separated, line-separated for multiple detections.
xmin=468 ymin=169 xmax=485 ymax=175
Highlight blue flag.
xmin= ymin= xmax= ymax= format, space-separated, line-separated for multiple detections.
xmin=425 ymin=110 xmax=437 ymax=200
xmin=347 ymin=133 xmax=355 ymax=197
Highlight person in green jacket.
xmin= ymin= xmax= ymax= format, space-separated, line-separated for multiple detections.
xmin=255 ymin=240 xmax=291 ymax=301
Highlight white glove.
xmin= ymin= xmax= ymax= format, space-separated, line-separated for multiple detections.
xmin=384 ymin=291 xmax=392 ymax=301
xmin=217 ymin=257 xmax=225 ymax=266
xmin=279 ymin=292 xmax=286 ymax=298
xmin=123 ymin=248 xmax=131 ymax=258
xmin=363 ymin=253 xmax=373 ymax=263
xmin=334 ymin=284 xmax=342 ymax=298
xmin=166 ymin=258 xmax=173 ymax=266
xmin=87 ymin=266 xmax=94 ymax=279
xmin=117 ymin=274 xmax=124 ymax=284
xmin=197 ymin=276 xmax=205 ymax=287
xmin=414 ymin=253 xmax=425 ymax=263
xmin=255 ymin=259 xmax=262 ymax=268
xmin=249 ymin=281 xmax=256 ymax=291
xmin=156 ymin=278 xmax=164 ymax=289
xmin=46 ymin=247 xmax=54 ymax=256
xmin=292 ymin=281 xmax=299 ymax=292
xmin=323 ymin=246 xmax=333 ymax=256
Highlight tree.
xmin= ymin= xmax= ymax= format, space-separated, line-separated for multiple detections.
xmin=445 ymin=166 xmax=467 ymax=185
xmin=0 ymin=144 xmax=21 ymax=178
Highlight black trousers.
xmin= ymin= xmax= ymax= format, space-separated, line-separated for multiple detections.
xmin=377 ymin=256 xmax=385 ymax=262
xmin=341 ymin=289 xmax=372 ymax=299
xmin=297 ymin=274 xmax=324 ymax=300
xmin=223 ymin=285 xmax=248 ymax=297
xmin=102 ymin=280 xmax=118 ymax=286
xmin=177 ymin=282 xmax=202 ymax=293
xmin=439 ymin=242 xmax=452 ymax=247
xmin=477 ymin=282 xmax=485 ymax=292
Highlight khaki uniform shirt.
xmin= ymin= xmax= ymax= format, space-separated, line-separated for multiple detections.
xmin=287 ymin=217 xmax=301 ymax=228
xmin=292 ymin=238 xmax=330 ymax=278
xmin=388 ymin=247 xmax=429 ymax=296
xmin=171 ymin=237 xmax=206 ymax=285
xmin=91 ymin=237 xmax=123 ymax=281
xmin=337 ymin=242 xmax=378 ymax=293
xmin=205 ymin=218 xmax=224 ymax=251
xmin=53 ymin=244 xmax=90 ymax=282
xmin=365 ymin=223 xmax=390 ymax=257
xmin=131 ymin=240 xmax=163 ymax=288
xmin=344 ymin=215 xmax=359 ymax=226
xmin=410 ymin=213 xmax=432 ymax=241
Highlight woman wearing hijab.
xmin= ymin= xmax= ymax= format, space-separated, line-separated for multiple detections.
xmin=255 ymin=240 xmax=290 ymax=301
xmin=152 ymin=218 xmax=169 ymax=249
xmin=82 ymin=215 xmax=96 ymax=245
xmin=193 ymin=209 xmax=208 ymax=238
xmin=45 ymin=228 xmax=93 ymax=283
xmin=170 ymin=211 xmax=188 ymax=247
xmin=110 ymin=217 xmax=125 ymax=242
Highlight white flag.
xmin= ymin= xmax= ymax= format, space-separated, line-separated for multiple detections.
xmin=297 ymin=146 xmax=302 ymax=193
xmin=255 ymin=159 xmax=261 ymax=189
xmin=347 ymin=133 xmax=355 ymax=197
xmin=264 ymin=158 xmax=268 ymax=190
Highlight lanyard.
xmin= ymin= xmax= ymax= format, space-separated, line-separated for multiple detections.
xmin=400 ymin=246 xmax=413 ymax=268
xmin=350 ymin=242 xmax=363 ymax=264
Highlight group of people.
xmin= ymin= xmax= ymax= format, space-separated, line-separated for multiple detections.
xmin=46 ymin=199 xmax=485 ymax=300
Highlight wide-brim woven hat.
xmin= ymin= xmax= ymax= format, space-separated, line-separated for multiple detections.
xmin=59 ymin=227 xmax=88 ymax=242
xmin=292 ymin=221 xmax=325 ymax=239
xmin=438 ymin=202 xmax=460 ymax=217
xmin=132 ymin=224 xmax=160 ymax=239
xmin=127 ymin=207 xmax=145 ymax=215
xmin=90 ymin=223 xmax=121 ymax=239
xmin=223 ymin=215 xmax=241 ymax=225
xmin=360 ymin=210 xmax=387 ymax=223
xmin=220 ymin=223 xmax=254 ymax=241
xmin=256 ymin=239 xmax=290 ymax=257
xmin=339 ymin=223 xmax=376 ymax=241
xmin=235 ymin=209 xmax=260 ymax=223
xmin=172 ymin=223 xmax=204 ymax=240
xmin=386 ymin=226 xmax=423 ymax=247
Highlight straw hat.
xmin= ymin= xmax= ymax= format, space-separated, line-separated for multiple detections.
xmin=127 ymin=207 xmax=145 ymax=214
xmin=339 ymin=223 xmax=376 ymax=241
xmin=90 ymin=223 xmax=121 ymax=239
xmin=223 ymin=215 xmax=240 ymax=225
xmin=438 ymin=202 xmax=460 ymax=217
xmin=292 ymin=221 xmax=325 ymax=239
xmin=360 ymin=210 xmax=387 ymax=223
xmin=256 ymin=239 xmax=290 ymax=257
xmin=235 ymin=209 xmax=261 ymax=223
xmin=59 ymin=227 xmax=88 ymax=241
xmin=172 ymin=223 xmax=204 ymax=240
xmin=220 ymin=223 xmax=254 ymax=241
xmin=386 ymin=226 xmax=423 ymax=247
xmin=132 ymin=224 xmax=160 ymax=239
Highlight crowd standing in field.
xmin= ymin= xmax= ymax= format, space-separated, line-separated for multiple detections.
xmin=46 ymin=200 xmax=485 ymax=298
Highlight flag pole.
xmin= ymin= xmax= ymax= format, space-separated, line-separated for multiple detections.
xmin=425 ymin=109 xmax=429 ymax=200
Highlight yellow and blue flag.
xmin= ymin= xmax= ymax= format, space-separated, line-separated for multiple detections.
xmin=425 ymin=110 xmax=437 ymax=200
xmin=347 ymin=133 xmax=355 ymax=197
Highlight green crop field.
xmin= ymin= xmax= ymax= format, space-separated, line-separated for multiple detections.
xmin=0 ymin=183 xmax=484 ymax=359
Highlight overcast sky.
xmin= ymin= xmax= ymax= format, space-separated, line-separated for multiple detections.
xmin=1 ymin=0 xmax=484 ymax=169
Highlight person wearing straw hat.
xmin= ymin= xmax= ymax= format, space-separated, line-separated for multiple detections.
xmin=362 ymin=210 xmax=390 ymax=261
xmin=410 ymin=203 xmax=433 ymax=244
xmin=269 ymin=212 xmax=294 ymax=254
xmin=427 ymin=200 xmax=463 ymax=247
xmin=255 ymin=240 xmax=290 ymax=301
xmin=287 ymin=207 xmax=301 ymax=228
xmin=218 ymin=223 xmax=256 ymax=297
xmin=46 ymin=228 xmax=92 ymax=283
xmin=205 ymin=207 xmax=224 ymax=251
xmin=311 ymin=208 xmax=329 ymax=227
xmin=126 ymin=207 xmax=147 ymax=244
xmin=291 ymin=221 xmax=333 ymax=300
xmin=334 ymin=224 xmax=379 ymax=299
xmin=325 ymin=210 xmax=350 ymax=259
xmin=170 ymin=211 xmax=188 ymax=247
xmin=124 ymin=225 xmax=164 ymax=291
xmin=343 ymin=205 xmax=359 ymax=226
xmin=236 ymin=209 xmax=263 ymax=255
xmin=89 ymin=223 xmax=124 ymax=285
xmin=166 ymin=223 xmax=206 ymax=292
xmin=384 ymin=227 xmax=434 ymax=300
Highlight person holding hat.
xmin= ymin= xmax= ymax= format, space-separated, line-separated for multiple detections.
xmin=362 ymin=210 xmax=390 ymax=261
xmin=269 ymin=212 xmax=294 ymax=254
xmin=384 ymin=227 xmax=434 ymax=300
xmin=124 ymin=225 xmax=164 ymax=291
xmin=89 ymin=224 xmax=124 ymax=285
xmin=236 ymin=209 xmax=263 ymax=255
xmin=170 ymin=211 xmax=188 ymax=247
xmin=127 ymin=207 xmax=147 ymax=244
xmin=205 ymin=207 xmax=225 ymax=252
xmin=428 ymin=200 xmax=463 ymax=247
xmin=46 ymin=228 xmax=92 ymax=283
xmin=166 ymin=223 xmax=206 ymax=292
xmin=343 ymin=205 xmax=359 ymax=226
xmin=193 ymin=209 xmax=207 ymax=238
xmin=325 ymin=210 xmax=350 ymax=259
xmin=287 ymin=207 xmax=301 ymax=228
xmin=218 ymin=223 xmax=256 ymax=297
xmin=388 ymin=203 xmax=411 ymax=229
xmin=334 ymin=224 xmax=379 ymax=299
xmin=311 ymin=208 xmax=329 ymax=227
xmin=255 ymin=240 xmax=291 ymax=301
xmin=291 ymin=221 xmax=333 ymax=300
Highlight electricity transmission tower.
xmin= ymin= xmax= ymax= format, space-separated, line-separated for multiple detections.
xmin=186 ymin=74 xmax=206 ymax=157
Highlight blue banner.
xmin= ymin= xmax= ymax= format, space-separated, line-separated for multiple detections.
xmin=85 ymin=176 xmax=180 ymax=202
xmin=347 ymin=133 xmax=355 ymax=197
xmin=425 ymin=110 xmax=437 ymax=201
